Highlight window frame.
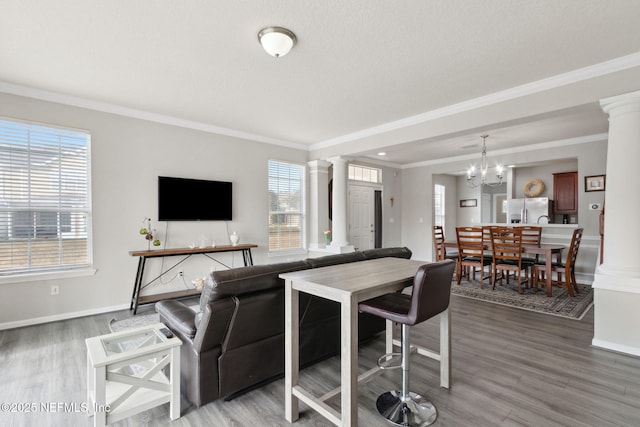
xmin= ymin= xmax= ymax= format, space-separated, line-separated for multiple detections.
xmin=0 ymin=116 xmax=94 ymax=282
xmin=268 ymin=159 xmax=306 ymax=254
xmin=348 ymin=164 xmax=382 ymax=183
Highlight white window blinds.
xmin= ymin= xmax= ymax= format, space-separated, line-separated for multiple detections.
xmin=434 ymin=184 xmax=445 ymax=228
xmin=0 ymin=118 xmax=91 ymax=275
xmin=268 ymin=160 xmax=305 ymax=252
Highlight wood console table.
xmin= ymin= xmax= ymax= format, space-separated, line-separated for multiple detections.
xmin=129 ymin=244 xmax=257 ymax=314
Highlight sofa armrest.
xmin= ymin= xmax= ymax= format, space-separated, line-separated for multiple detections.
xmin=156 ymin=300 xmax=197 ymax=338
xmin=192 ymin=297 xmax=237 ymax=353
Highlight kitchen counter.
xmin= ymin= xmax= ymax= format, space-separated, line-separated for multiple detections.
xmin=480 ymin=223 xmax=580 ymax=228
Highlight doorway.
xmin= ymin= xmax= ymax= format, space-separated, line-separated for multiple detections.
xmin=348 ymin=183 xmax=382 ymax=250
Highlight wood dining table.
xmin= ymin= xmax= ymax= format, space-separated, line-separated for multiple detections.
xmin=444 ymin=240 xmax=565 ymax=297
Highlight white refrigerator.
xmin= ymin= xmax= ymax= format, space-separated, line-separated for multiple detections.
xmin=507 ymin=197 xmax=554 ymax=224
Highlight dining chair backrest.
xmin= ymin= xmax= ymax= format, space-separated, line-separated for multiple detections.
xmin=565 ymin=228 xmax=584 ymax=272
xmin=519 ymin=226 xmax=542 ymax=247
xmin=490 ymin=226 xmax=523 ymax=266
xmin=432 ymin=225 xmax=447 ymax=261
xmin=455 ymin=226 xmax=485 ymax=258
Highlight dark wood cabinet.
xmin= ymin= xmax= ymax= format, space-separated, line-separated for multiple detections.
xmin=553 ymin=172 xmax=578 ymax=213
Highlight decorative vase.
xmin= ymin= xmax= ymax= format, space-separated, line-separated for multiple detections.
xmin=230 ymin=231 xmax=240 ymax=246
xmin=324 ymin=234 xmax=332 ymax=245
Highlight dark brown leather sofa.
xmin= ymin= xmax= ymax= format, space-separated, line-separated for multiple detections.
xmin=156 ymin=247 xmax=412 ymax=407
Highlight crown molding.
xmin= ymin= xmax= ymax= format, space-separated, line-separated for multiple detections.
xmin=400 ymin=133 xmax=608 ymax=169
xmin=0 ymin=81 xmax=308 ymax=152
xmin=311 ymin=52 xmax=640 ymax=151
xmin=2 ymin=51 xmax=638 ymax=155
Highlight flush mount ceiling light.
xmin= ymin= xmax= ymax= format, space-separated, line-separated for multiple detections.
xmin=258 ymin=26 xmax=297 ymax=58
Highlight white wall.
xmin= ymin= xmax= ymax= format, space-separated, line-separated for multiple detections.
xmin=400 ymin=167 xmax=431 ymax=261
xmin=0 ymin=93 xmax=308 ymax=326
xmin=456 ymin=175 xmax=482 ymax=226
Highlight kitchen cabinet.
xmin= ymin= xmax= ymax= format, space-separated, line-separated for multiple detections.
xmin=553 ymin=172 xmax=578 ymax=213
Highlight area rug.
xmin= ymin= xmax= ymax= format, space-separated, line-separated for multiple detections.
xmin=451 ymin=278 xmax=593 ymax=320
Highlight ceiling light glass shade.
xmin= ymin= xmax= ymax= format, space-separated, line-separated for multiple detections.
xmin=258 ymin=27 xmax=297 ymax=58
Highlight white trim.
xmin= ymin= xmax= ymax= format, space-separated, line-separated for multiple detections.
xmin=0 ymin=302 xmax=128 ymax=331
xmin=0 ymin=268 xmax=97 ymax=285
xmin=401 ymin=133 xmax=608 ymax=169
xmin=592 ymin=274 xmax=640 ymax=294
xmin=591 ymin=339 xmax=640 ymax=357
xmin=575 ymin=273 xmax=594 ymax=286
xmin=2 ymin=52 xmax=638 ymax=154
xmin=267 ymin=249 xmax=308 ymax=258
xmin=0 ymin=81 xmax=308 ymax=151
xmin=312 ymin=52 xmax=640 ymax=150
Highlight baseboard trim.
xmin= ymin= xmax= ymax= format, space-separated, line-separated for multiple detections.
xmin=591 ymin=339 xmax=640 ymax=358
xmin=0 ymin=303 xmax=129 ymax=331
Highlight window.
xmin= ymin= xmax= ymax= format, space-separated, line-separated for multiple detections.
xmin=268 ymin=160 xmax=305 ymax=252
xmin=348 ymin=164 xmax=381 ymax=183
xmin=434 ymin=184 xmax=445 ymax=228
xmin=0 ymin=117 xmax=91 ymax=276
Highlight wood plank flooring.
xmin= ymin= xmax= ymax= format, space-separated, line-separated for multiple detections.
xmin=1 ymin=295 xmax=639 ymax=426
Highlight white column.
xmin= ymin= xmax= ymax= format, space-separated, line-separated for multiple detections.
xmin=593 ymin=90 xmax=640 ymax=356
xmin=327 ymin=157 xmax=354 ymax=253
xmin=307 ymin=160 xmax=330 ymax=250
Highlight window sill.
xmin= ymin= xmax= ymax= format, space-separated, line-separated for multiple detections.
xmin=267 ymin=249 xmax=308 ymax=258
xmin=0 ymin=268 xmax=97 ymax=285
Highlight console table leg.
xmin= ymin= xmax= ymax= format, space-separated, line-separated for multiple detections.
xmin=242 ymin=249 xmax=254 ymax=266
xmin=130 ymin=257 xmax=145 ymax=310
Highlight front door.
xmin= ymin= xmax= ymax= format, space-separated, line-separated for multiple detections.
xmin=348 ymin=184 xmax=375 ymax=251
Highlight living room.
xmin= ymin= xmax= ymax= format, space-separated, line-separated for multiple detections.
xmin=2 ymin=2 xmax=640 ymax=426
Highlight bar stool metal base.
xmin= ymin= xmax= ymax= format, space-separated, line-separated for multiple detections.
xmin=376 ymin=390 xmax=437 ymax=427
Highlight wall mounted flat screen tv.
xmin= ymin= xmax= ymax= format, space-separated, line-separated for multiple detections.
xmin=158 ymin=176 xmax=232 ymax=221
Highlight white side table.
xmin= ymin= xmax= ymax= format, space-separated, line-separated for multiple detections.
xmin=85 ymin=323 xmax=182 ymax=427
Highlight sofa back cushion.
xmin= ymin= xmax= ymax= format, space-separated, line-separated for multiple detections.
xmin=304 ymin=251 xmax=366 ymax=268
xmin=361 ymin=246 xmax=412 ymax=260
xmin=200 ymin=261 xmax=309 ymax=312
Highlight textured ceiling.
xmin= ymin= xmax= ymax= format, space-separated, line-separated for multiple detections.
xmin=2 ymin=1 xmax=640 ymax=164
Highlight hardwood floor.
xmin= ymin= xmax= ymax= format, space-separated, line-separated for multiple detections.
xmin=1 ymin=295 xmax=639 ymax=426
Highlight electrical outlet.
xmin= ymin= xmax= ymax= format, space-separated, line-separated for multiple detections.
xmin=178 ymin=271 xmax=184 ymax=277
xmin=51 ymin=285 xmax=59 ymax=295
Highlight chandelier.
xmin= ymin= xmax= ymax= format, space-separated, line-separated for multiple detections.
xmin=466 ymin=134 xmax=504 ymax=188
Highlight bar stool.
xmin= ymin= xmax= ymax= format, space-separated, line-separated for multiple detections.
xmin=359 ymin=260 xmax=455 ymax=426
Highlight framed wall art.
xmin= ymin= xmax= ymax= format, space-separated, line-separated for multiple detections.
xmin=585 ymin=175 xmax=606 ymax=192
xmin=459 ymin=199 xmax=477 ymax=207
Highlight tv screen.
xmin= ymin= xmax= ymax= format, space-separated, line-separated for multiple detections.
xmin=158 ymin=176 xmax=232 ymax=221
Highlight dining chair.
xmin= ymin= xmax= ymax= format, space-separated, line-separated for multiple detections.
xmin=490 ymin=226 xmax=529 ymax=293
xmin=358 ymin=260 xmax=456 ymax=427
xmin=456 ymin=226 xmax=492 ymax=287
xmin=432 ymin=225 xmax=459 ymax=262
xmin=518 ymin=225 xmax=542 ymax=284
xmin=533 ymin=228 xmax=583 ymax=297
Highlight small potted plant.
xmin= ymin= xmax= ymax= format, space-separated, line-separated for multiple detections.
xmin=139 ymin=217 xmax=161 ymax=250
xmin=323 ymin=230 xmax=332 ymax=245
